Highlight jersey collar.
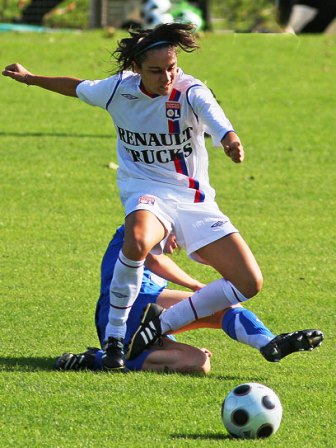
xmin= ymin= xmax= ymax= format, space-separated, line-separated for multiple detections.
xmin=139 ymin=82 xmax=160 ymax=98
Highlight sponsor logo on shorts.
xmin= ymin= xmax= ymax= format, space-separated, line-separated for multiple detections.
xmin=121 ymin=94 xmax=139 ymax=100
xmin=211 ymin=220 xmax=227 ymax=228
xmin=139 ymin=195 xmax=156 ymax=205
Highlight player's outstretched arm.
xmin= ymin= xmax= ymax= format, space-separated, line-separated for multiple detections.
xmin=2 ymin=63 xmax=82 ymax=97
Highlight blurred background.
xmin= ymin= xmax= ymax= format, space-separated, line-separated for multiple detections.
xmin=0 ymin=0 xmax=335 ymax=34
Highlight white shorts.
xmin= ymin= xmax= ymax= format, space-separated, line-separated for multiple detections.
xmin=123 ymin=194 xmax=239 ymax=262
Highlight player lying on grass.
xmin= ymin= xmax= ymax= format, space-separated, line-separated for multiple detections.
xmin=56 ymin=226 xmax=323 ymax=373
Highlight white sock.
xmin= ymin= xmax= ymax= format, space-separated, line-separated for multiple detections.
xmin=105 ymin=250 xmax=144 ymax=340
xmin=160 ymin=278 xmax=248 ymax=333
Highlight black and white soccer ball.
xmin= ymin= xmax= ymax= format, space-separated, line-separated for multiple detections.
xmin=144 ymin=10 xmax=174 ymax=29
xmin=172 ymin=8 xmax=204 ymax=31
xmin=221 ymin=383 xmax=283 ymax=439
xmin=141 ymin=0 xmax=172 ymax=18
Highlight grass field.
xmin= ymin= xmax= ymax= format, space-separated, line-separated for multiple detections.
xmin=0 ymin=31 xmax=335 ymax=447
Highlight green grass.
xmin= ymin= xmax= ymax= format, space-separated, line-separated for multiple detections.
xmin=1 ymin=31 xmax=335 ymax=447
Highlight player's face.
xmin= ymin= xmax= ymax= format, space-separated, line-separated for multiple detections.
xmin=135 ymin=47 xmax=177 ymax=96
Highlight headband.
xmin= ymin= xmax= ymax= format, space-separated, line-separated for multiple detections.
xmin=134 ymin=40 xmax=173 ymax=58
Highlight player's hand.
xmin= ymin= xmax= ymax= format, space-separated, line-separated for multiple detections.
xmin=224 ymin=141 xmax=245 ymax=163
xmin=2 ymin=63 xmax=32 ymax=84
xmin=191 ymin=281 xmax=206 ymax=292
xmin=163 ymin=232 xmax=178 ymax=254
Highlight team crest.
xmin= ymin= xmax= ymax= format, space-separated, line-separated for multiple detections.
xmin=165 ymin=101 xmax=181 ymax=119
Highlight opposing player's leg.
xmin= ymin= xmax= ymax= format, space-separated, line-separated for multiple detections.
xmin=259 ymin=330 xmax=324 ymax=362
xmin=140 ymin=338 xmax=211 ymax=374
xmin=55 ymin=339 xmax=212 ymax=374
xmin=194 ymin=237 xmax=324 ymax=360
xmin=104 ymin=210 xmax=166 ymax=370
xmin=127 ymin=300 xmax=324 ymax=362
xmin=221 ymin=306 xmax=324 ymax=361
xmin=56 ymin=290 xmax=324 ymax=370
xmin=56 ymin=347 xmax=102 ymax=371
xmin=56 ymin=287 xmax=212 ymax=373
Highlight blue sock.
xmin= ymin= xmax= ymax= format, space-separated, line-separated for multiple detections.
xmin=222 ymin=307 xmax=275 ymax=350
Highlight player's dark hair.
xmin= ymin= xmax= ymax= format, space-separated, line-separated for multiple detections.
xmin=112 ymin=23 xmax=199 ymax=73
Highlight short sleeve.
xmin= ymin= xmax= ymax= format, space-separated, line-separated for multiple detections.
xmin=76 ymin=75 xmax=121 ymax=109
xmin=187 ymin=85 xmax=235 ymax=147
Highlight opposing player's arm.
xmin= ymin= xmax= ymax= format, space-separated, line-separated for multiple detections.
xmin=2 ymin=63 xmax=81 ymax=97
xmin=145 ymin=253 xmax=204 ymax=291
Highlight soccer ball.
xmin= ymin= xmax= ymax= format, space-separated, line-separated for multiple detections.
xmin=174 ymin=9 xmax=204 ymax=31
xmin=141 ymin=0 xmax=172 ymax=18
xmin=144 ymin=11 xmax=174 ymax=29
xmin=221 ymin=383 xmax=283 ymax=439
xmin=171 ymin=1 xmax=204 ymax=31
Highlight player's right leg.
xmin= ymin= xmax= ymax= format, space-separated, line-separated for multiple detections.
xmin=104 ymin=210 xmax=166 ymax=370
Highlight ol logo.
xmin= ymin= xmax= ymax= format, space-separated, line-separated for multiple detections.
xmin=166 ymin=101 xmax=181 ymax=119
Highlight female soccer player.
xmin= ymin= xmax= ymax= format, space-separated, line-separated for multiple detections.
xmin=2 ymin=23 xmax=322 ymax=371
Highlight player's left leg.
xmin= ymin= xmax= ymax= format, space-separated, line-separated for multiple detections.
xmin=195 ymin=233 xmax=263 ymax=299
xmin=149 ymin=234 xmax=263 ymax=343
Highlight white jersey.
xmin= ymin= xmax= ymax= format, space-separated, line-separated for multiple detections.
xmin=76 ymin=69 xmax=234 ymax=204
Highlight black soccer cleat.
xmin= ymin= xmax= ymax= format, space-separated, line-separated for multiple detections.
xmin=55 ymin=347 xmax=99 ymax=371
xmin=102 ymin=336 xmax=126 ymax=371
xmin=260 ymin=329 xmax=324 ymax=362
xmin=126 ymin=303 xmax=165 ymax=360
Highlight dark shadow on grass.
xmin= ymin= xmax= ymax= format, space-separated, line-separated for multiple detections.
xmin=215 ymin=374 xmax=269 ymax=382
xmin=0 ymin=358 xmax=270 ymax=382
xmin=136 ymin=370 xmax=243 ymax=380
xmin=0 ymin=356 xmax=55 ymax=372
xmin=171 ymin=433 xmax=230 ymax=441
xmin=0 ymin=131 xmax=111 ymax=139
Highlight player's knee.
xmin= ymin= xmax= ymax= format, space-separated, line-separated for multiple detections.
xmin=199 ymin=355 xmax=211 ymax=374
xmin=240 ymin=272 xmax=263 ymax=299
xmin=176 ymin=349 xmax=211 ymax=374
xmin=123 ymin=234 xmax=151 ymax=259
xmin=248 ymin=273 xmax=263 ymax=298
